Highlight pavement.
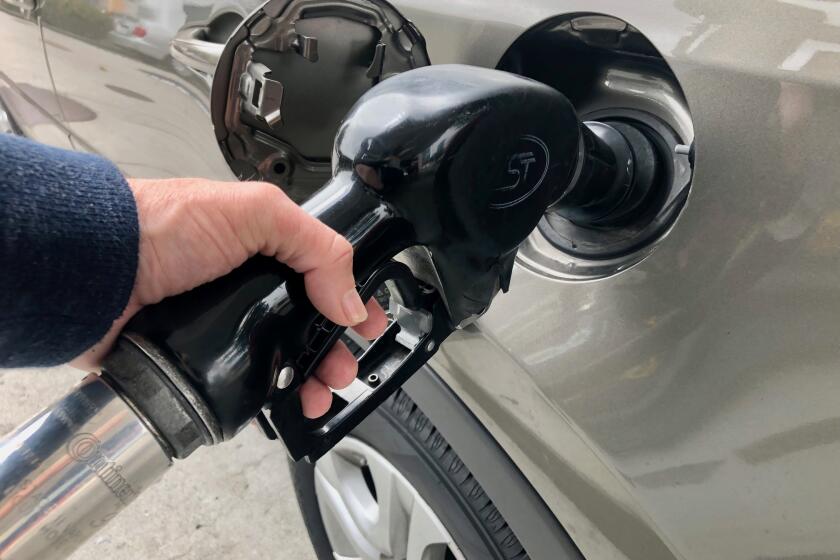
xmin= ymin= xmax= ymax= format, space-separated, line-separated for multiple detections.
xmin=0 ymin=367 xmax=318 ymax=560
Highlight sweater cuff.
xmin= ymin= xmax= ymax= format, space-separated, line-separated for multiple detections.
xmin=0 ymin=134 xmax=139 ymax=367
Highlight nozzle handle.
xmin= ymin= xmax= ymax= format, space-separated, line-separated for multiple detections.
xmin=113 ymin=171 xmax=412 ymax=444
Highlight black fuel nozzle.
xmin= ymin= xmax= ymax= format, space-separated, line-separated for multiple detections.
xmin=549 ymin=119 xmax=660 ymax=228
xmin=318 ymin=64 xmax=585 ymax=325
xmin=103 ymin=65 xmax=662 ymax=462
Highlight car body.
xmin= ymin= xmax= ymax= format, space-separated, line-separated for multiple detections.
xmin=2 ymin=1 xmax=840 ymax=559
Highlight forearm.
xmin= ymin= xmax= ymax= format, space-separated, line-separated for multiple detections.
xmin=0 ymin=134 xmax=138 ymax=367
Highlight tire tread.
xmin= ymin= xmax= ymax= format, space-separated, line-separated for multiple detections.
xmin=384 ymin=389 xmax=529 ymax=560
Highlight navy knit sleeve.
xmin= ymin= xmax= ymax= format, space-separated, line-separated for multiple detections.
xmin=0 ymin=134 xmax=139 ymax=367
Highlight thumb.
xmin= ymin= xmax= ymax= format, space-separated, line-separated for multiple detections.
xmin=257 ymin=185 xmax=368 ymax=327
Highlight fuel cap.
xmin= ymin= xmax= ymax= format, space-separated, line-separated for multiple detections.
xmin=211 ymin=0 xmax=430 ymax=201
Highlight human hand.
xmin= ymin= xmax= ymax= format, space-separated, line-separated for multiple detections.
xmin=73 ymin=178 xmax=388 ymax=418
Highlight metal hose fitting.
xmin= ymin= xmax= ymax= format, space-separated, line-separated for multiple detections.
xmin=0 ymin=374 xmax=171 ymax=560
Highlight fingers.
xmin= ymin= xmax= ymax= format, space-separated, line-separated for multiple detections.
xmin=353 ymin=299 xmax=389 ymax=340
xmin=253 ymin=184 xmax=366 ymax=328
xmin=299 ymin=377 xmax=332 ymax=419
xmin=300 ymin=299 xmax=388 ymax=418
xmin=315 ymin=341 xmax=357 ymax=389
xmin=305 ymin=251 xmax=367 ymax=328
xmin=245 ymin=183 xmax=395 ymax=418
xmin=301 ymin=341 xmax=358 ymax=418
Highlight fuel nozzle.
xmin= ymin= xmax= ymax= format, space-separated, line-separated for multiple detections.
xmin=325 ymin=65 xmax=662 ymax=321
xmin=550 ymin=119 xmax=661 ymax=227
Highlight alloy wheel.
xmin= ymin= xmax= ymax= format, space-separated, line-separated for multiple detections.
xmin=314 ymin=436 xmax=465 ymax=560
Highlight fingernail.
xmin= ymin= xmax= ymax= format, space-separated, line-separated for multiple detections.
xmin=342 ymin=289 xmax=368 ymax=325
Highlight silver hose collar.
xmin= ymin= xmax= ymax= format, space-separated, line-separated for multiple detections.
xmin=0 ymin=374 xmax=171 ymax=560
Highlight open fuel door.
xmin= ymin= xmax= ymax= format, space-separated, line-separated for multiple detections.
xmin=210 ymin=0 xmax=429 ymax=201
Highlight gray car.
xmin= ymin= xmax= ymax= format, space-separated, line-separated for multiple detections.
xmin=2 ymin=0 xmax=840 ymax=559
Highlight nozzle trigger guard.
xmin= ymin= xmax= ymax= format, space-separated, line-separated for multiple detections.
xmin=280 ymin=260 xmax=423 ymax=387
xmin=266 ymin=260 xmax=453 ymax=462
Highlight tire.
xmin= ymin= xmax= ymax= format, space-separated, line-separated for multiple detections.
xmin=290 ymin=387 xmax=529 ymax=560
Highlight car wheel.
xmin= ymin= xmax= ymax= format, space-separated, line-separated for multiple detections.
xmin=290 ymin=388 xmax=528 ymax=560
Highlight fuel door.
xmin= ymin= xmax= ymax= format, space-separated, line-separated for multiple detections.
xmin=211 ymin=0 xmax=429 ymax=201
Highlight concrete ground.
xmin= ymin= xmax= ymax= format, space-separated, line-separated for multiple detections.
xmin=0 ymin=367 xmax=318 ymax=560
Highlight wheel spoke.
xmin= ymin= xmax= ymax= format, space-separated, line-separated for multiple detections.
xmin=315 ymin=446 xmax=351 ymax=490
xmin=314 ymin=452 xmax=381 ymax=559
xmin=366 ymin=453 xmax=410 ymax=557
xmin=314 ymin=438 xmax=464 ymax=560
xmin=314 ymin=468 xmax=380 ymax=559
xmin=406 ymin=498 xmax=452 ymax=560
